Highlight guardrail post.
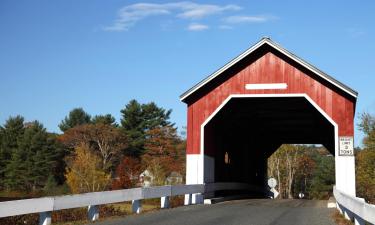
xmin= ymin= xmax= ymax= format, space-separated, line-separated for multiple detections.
xmin=336 ymin=203 xmax=343 ymax=214
xmin=39 ymin=211 xmax=51 ymax=225
xmin=354 ymin=216 xmax=365 ymax=225
xmin=192 ymin=193 xmax=204 ymax=204
xmin=343 ymin=208 xmax=354 ymax=222
xmin=184 ymin=194 xmax=192 ymax=205
xmin=132 ymin=200 xmax=142 ymax=214
xmin=161 ymin=196 xmax=170 ymax=209
xmin=88 ymin=205 xmax=99 ymax=221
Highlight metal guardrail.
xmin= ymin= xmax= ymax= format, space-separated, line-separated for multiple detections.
xmin=0 ymin=182 xmax=260 ymax=225
xmin=334 ymin=186 xmax=375 ymax=225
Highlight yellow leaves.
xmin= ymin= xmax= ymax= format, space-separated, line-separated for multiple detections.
xmin=65 ymin=144 xmax=111 ymax=194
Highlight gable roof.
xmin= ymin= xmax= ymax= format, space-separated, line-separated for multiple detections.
xmin=180 ymin=37 xmax=358 ymax=102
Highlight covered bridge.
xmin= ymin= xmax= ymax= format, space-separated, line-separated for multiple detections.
xmin=180 ymin=37 xmax=358 ymax=201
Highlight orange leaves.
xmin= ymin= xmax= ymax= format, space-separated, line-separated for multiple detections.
xmin=142 ymin=126 xmax=185 ymax=176
xmin=111 ymin=156 xmax=141 ymax=190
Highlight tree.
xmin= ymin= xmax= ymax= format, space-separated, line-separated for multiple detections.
xmin=356 ymin=149 xmax=375 ymax=203
xmin=92 ymin=114 xmax=117 ymax=127
xmin=59 ymin=108 xmax=91 ymax=132
xmin=146 ymin=159 xmax=167 ymax=186
xmin=0 ymin=116 xmax=25 ymax=189
xmin=65 ymin=144 xmax=111 ymax=193
xmin=59 ymin=123 xmax=128 ymax=172
xmin=358 ymin=112 xmax=375 ymax=149
xmin=294 ymin=154 xmax=316 ymax=197
xmin=141 ymin=102 xmax=172 ymax=130
xmin=2 ymin=120 xmax=63 ymax=191
xmin=308 ymin=153 xmax=335 ymax=199
xmin=268 ymin=145 xmax=301 ymax=199
xmin=120 ymin=100 xmax=145 ymax=156
xmin=356 ymin=112 xmax=375 ymax=203
xmin=142 ymin=126 xmax=185 ymax=175
xmin=120 ymin=100 xmax=173 ymax=156
xmin=111 ymin=156 xmax=141 ymax=190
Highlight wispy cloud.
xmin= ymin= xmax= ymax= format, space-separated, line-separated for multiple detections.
xmin=187 ymin=23 xmax=209 ymax=31
xmin=346 ymin=28 xmax=366 ymax=38
xmin=104 ymin=2 xmax=240 ymax=31
xmin=178 ymin=4 xmax=241 ymax=19
xmin=218 ymin=25 xmax=233 ymax=30
xmin=223 ymin=15 xmax=276 ymax=24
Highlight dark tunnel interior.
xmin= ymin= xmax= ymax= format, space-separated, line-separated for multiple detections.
xmin=203 ymin=97 xmax=335 ymax=196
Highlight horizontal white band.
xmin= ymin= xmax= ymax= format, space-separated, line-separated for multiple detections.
xmin=245 ymin=83 xmax=287 ymax=90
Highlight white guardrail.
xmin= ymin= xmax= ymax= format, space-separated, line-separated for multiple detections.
xmin=334 ymin=186 xmax=375 ymax=225
xmin=0 ymin=183 xmax=262 ymax=225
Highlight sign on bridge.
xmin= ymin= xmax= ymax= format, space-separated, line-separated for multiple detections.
xmin=339 ymin=136 xmax=354 ymax=156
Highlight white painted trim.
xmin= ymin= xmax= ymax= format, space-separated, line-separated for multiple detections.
xmin=197 ymin=93 xmax=357 ymax=195
xmin=180 ymin=38 xmax=358 ymax=101
xmin=245 ymin=83 xmax=287 ymax=90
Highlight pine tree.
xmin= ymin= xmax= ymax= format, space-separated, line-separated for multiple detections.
xmin=2 ymin=119 xmax=64 ymax=191
xmin=59 ymin=108 xmax=91 ymax=132
xmin=0 ymin=116 xmax=25 ymax=190
xmin=120 ymin=100 xmax=173 ymax=156
xmin=120 ymin=100 xmax=144 ymax=156
xmin=92 ymin=114 xmax=117 ymax=126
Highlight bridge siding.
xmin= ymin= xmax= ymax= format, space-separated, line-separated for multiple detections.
xmin=185 ymin=52 xmax=355 ymax=155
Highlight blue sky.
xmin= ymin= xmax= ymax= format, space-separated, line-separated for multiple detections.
xmin=0 ymin=1 xmax=374 ymax=147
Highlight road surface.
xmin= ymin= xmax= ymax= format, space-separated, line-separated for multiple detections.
xmin=92 ymin=199 xmax=335 ymax=225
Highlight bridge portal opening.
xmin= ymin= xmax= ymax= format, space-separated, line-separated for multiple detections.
xmin=203 ymin=96 xmax=336 ymax=196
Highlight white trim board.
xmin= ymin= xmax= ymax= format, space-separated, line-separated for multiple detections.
xmin=197 ymin=93 xmax=338 ymax=190
xmin=180 ymin=38 xmax=358 ymax=102
xmin=245 ymin=83 xmax=287 ymax=90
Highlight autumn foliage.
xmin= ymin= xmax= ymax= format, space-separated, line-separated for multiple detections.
xmin=111 ymin=156 xmax=141 ymax=189
xmin=59 ymin=123 xmax=128 ymax=171
xmin=65 ymin=144 xmax=111 ymax=193
xmin=143 ymin=126 xmax=185 ymax=173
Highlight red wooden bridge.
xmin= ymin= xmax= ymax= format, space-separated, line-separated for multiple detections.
xmin=180 ymin=37 xmax=357 ymax=202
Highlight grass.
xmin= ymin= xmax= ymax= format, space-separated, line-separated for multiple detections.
xmin=332 ymin=210 xmax=353 ymax=225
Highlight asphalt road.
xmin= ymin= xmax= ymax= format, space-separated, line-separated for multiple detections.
xmin=92 ymin=199 xmax=335 ymax=225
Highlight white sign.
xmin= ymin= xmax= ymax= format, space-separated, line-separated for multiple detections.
xmin=270 ymin=188 xmax=279 ymax=199
xmin=339 ymin=136 xmax=354 ymax=156
xmin=268 ymin=178 xmax=277 ymax=188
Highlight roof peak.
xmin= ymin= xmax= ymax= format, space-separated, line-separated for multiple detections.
xmin=180 ymin=38 xmax=358 ymax=102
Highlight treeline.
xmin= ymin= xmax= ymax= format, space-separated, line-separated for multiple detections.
xmin=268 ymin=145 xmax=334 ymax=200
xmin=0 ymin=100 xmax=185 ymax=196
xmin=268 ymin=112 xmax=375 ymax=203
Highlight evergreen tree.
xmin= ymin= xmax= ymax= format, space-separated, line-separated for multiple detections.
xmin=59 ymin=108 xmax=91 ymax=132
xmin=92 ymin=114 xmax=117 ymax=126
xmin=142 ymin=102 xmax=172 ymax=130
xmin=2 ymin=120 xmax=64 ymax=191
xmin=120 ymin=100 xmax=173 ymax=156
xmin=0 ymin=116 xmax=25 ymax=189
xmin=120 ymin=100 xmax=144 ymax=156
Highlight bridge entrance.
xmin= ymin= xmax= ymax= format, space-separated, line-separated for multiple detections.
xmin=180 ymin=38 xmax=358 ymax=201
xmin=203 ymin=95 xmax=335 ymax=197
